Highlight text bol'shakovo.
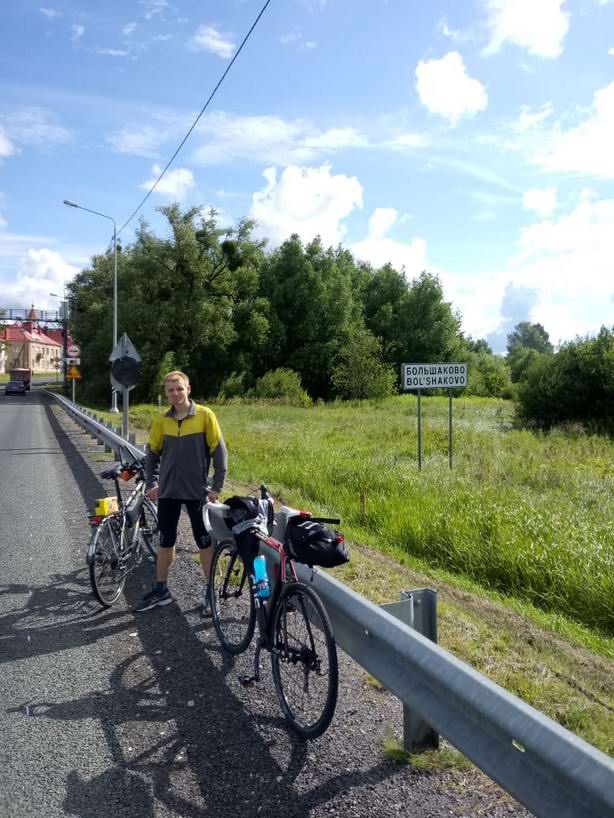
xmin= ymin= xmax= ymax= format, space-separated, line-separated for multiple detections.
xmin=402 ymin=363 xmax=468 ymax=390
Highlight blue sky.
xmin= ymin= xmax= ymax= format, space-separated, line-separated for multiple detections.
xmin=1 ymin=0 xmax=613 ymax=351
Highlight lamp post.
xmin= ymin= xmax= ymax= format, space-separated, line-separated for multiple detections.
xmin=49 ymin=288 xmax=68 ymax=392
xmin=63 ymin=199 xmax=119 ymax=412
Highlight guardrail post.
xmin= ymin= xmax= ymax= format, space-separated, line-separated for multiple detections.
xmin=381 ymin=589 xmax=439 ymax=752
xmin=128 ymin=433 xmax=136 ymax=445
xmin=103 ymin=423 xmax=112 ymax=453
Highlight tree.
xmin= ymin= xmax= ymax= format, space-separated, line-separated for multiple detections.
xmin=507 ymin=321 xmax=553 ymax=355
xmin=364 ymin=269 xmax=464 ymax=372
xmin=331 ymin=326 xmax=396 ymax=399
xmin=259 ymin=236 xmax=364 ymax=399
xmin=516 ymin=326 xmax=614 ymax=430
xmin=70 ymin=205 xmax=268 ymax=402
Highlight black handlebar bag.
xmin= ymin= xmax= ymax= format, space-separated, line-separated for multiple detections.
xmin=224 ymin=495 xmax=271 ymax=571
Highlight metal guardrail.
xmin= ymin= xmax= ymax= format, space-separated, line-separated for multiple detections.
xmin=47 ymin=390 xmax=614 ymax=818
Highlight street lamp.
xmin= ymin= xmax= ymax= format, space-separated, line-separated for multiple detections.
xmin=50 ymin=288 xmax=69 ymax=391
xmin=63 ymin=198 xmax=119 ymax=413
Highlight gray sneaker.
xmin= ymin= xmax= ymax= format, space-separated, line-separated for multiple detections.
xmin=134 ymin=585 xmax=173 ymax=612
xmin=202 ymin=586 xmax=220 ymax=618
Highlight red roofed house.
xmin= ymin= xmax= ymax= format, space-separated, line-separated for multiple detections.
xmin=0 ymin=307 xmax=62 ymax=373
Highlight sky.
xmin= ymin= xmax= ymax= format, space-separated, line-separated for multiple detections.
xmin=1 ymin=0 xmax=613 ymax=352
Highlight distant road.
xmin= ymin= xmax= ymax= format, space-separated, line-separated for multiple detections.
xmin=0 ymin=390 xmax=529 ymax=818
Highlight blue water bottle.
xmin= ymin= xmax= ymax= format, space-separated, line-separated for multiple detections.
xmin=253 ymin=555 xmax=271 ymax=599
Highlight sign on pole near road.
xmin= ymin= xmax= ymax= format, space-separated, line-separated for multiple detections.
xmin=402 ymin=363 xmax=468 ymax=391
xmin=402 ymin=362 xmax=469 ymax=471
xmin=67 ymin=344 xmax=80 ymax=357
xmin=64 ymin=357 xmax=80 ymax=365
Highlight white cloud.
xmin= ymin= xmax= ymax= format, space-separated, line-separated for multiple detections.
xmin=192 ymin=113 xmax=370 ymax=165
xmin=140 ymin=0 xmax=171 ymax=20
xmin=107 ymin=126 xmax=164 ymax=157
xmin=123 ymin=22 xmax=138 ymax=37
xmin=447 ymin=193 xmax=614 ymax=346
xmin=250 ymin=164 xmax=363 ymax=247
xmin=383 ymin=133 xmax=429 ymax=150
xmin=515 ymin=101 xmax=554 ymax=131
xmin=189 ymin=25 xmax=235 ymax=58
xmin=1 ymin=249 xmax=78 ymax=310
xmin=482 ymin=0 xmax=570 ymax=58
xmin=140 ymin=164 xmax=195 ymax=200
xmin=415 ymin=52 xmax=488 ymax=125
xmin=0 ymin=128 xmax=17 ymax=158
xmin=71 ymin=24 xmax=84 ymax=43
xmin=531 ymin=81 xmax=614 ymax=179
xmin=351 ymin=208 xmax=427 ymax=273
xmin=39 ymin=7 xmax=61 ymax=18
xmin=0 ymin=108 xmax=72 ymax=149
xmin=523 ymin=186 xmax=558 ymax=217
xmin=93 ymin=47 xmax=130 ymax=57
xmin=609 ymin=47 xmax=614 ymax=56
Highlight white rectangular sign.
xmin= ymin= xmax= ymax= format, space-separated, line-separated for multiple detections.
xmin=402 ymin=362 xmax=468 ymax=390
xmin=64 ymin=357 xmax=80 ymax=365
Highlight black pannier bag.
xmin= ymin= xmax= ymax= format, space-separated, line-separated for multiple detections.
xmin=285 ymin=519 xmax=349 ymax=568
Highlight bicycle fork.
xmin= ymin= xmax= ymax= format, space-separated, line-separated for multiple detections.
xmin=240 ymin=597 xmax=269 ymax=687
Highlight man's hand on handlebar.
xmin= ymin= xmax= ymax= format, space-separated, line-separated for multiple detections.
xmin=207 ymin=489 xmax=219 ymax=503
xmin=146 ymin=486 xmax=159 ymax=502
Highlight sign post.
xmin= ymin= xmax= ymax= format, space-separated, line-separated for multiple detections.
xmin=109 ymin=333 xmax=142 ymax=437
xmin=401 ymin=363 xmax=468 ymax=469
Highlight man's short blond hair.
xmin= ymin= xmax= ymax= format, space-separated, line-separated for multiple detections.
xmin=163 ymin=370 xmax=190 ymax=386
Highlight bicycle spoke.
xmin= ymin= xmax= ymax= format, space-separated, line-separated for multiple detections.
xmin=210 ymin=541 xmax=255 ymax=654
xmin=271 ymin=583 xmax=338 ymax=739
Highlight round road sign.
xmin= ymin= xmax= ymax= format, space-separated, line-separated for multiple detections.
xmin=67 ymin=344 xmax=80 ymax=357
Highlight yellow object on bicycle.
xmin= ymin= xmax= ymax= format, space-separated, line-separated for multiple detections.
xmin=94 ymin=497 xmax=118 ymax=517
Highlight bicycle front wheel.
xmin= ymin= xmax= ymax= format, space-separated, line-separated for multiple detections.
xmin=271 ymin=582 xmax=338 ymax=740
xmin=88 ymin=515 xmax=126 ymax=607
xmin=210 ymin=540 xmax=256 ymax=654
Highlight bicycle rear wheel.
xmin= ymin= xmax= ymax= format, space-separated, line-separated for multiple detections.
xmin=271 ymin=582 xmax=338 ymax=739
xmin=138 ymin=499 xmax=159 ymax=563
xmin=88 ymin=515 xmax=126 ymax=607
xmin=210 ymin=540 xmax=256 ymax=654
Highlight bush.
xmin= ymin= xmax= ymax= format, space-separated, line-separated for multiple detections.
xmin=464 ymin=350 xmax=513 ymax=398
xmin=151 ymin=351 xmax=177 ymax=402
xmin=218 ymin=371 xmax=248 ymax=399
xmin=249 ymin=368 xmax=311 ymax=405
xmin=331 ymin=328 xmax=396 ymax=400
xmin=516 ymin=327 xmax=614 ymax=431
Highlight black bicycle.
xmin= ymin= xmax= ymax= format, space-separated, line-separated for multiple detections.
xmin=87 ymin=455 xmax=159 ymax=607
xmin=206 ymin=486 xmax=340 ymax=739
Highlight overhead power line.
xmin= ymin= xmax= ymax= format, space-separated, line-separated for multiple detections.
xmin=117 ymin=0 xmax=273 ymax=237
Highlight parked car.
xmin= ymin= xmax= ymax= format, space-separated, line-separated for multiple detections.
xmin=4 ymin=380 xmax=27 ymax=396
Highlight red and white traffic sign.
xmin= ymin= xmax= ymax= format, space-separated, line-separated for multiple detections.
xmin=67 ymin=344 xmax=80 ymax=357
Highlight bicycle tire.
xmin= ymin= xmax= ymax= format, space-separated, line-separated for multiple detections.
xmin=210 ymin=540 xmax=256 ymax=655
xmin=88 ymin=515 xmax=126 ymax=607
xmin=271 ymin=581 xmax=338 ymax=740
xmin=139 ymin=499 xmax=159 ymax=563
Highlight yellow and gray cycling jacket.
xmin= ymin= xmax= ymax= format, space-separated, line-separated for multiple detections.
xmin=144 ymin=401 xmax=228 ymax=500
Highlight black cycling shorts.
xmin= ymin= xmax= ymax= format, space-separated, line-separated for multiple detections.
xmin=157 ymin=498 xmax=211 ymax=550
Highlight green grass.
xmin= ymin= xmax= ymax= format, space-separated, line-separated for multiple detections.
xmin=90 ymin=394 xmax=614 ymax=637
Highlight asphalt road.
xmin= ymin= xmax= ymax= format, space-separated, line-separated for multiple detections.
xmin=0 ymin=388 xmax=531 ymax=818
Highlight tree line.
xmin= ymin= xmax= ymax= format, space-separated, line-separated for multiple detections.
xmin=66 ymin=205 xmax=613 ymax=431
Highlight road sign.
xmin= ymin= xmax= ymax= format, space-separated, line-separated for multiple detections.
xmin=67 ymin=366 xmax=81 ymax=380
xmin=109 ymin=333 xmax=142 ymax=389
xmin=402 ymin=363 xmax=468 ymax=391
xmin=67 ymin=344 xmax=80 ymax=357
xmin=64 ymin=357 xmax=80 ymax=365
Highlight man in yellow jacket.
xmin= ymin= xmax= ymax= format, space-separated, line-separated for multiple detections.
xmin=134 ymin=370 xmax=227 ymax=613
